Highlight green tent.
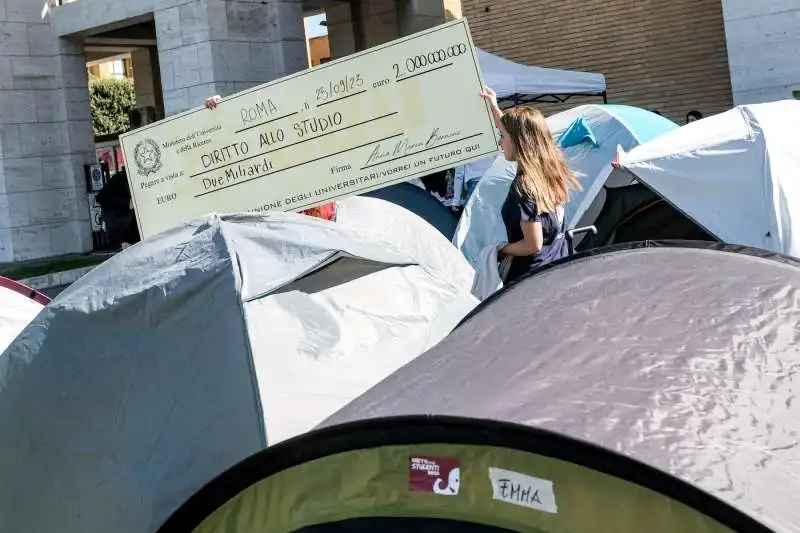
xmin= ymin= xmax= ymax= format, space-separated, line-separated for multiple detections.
xmin=160 ymin=242 xmax=798 ymax=533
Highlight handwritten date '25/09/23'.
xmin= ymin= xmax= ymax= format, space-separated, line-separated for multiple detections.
xmin=315 ymin=75 xmax=364 ymax=103
xmin=313 ymin=42 xmax=469 ymax=102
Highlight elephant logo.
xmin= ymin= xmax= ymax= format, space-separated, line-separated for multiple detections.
xmin=409 ymin=456 xmax=461 ymax=496
xmin=433 ymin=467 xmax=461 ymax=496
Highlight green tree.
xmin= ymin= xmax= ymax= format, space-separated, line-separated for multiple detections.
xmin=88 ymin=75 xmax=137 ymax=136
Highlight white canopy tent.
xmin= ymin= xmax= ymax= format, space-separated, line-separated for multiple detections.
xmin=476 ymin=48 xmax=607 ymax=106
xmin=571 ymin=100 xmax=800 ymax=257
xmin=0 ymin=197 xmax=478 ymax=533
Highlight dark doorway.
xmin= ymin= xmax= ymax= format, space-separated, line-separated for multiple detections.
xmin=577 ymin=183 xmax=716 ymax=252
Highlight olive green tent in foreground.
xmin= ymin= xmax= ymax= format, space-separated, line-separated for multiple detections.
xmin=159 ymin=242 xmax=800 ymax=533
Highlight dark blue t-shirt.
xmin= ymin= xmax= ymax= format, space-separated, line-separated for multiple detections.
xmin=501 ymin=184 xmax=567 ymax=282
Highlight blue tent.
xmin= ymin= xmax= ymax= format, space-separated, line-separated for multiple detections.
xmin=556 ymin=105 xmax=678 ymax=149
xmin=361 ymin=182 xmax=458 ymax=240
xmin=550 ymin=105 xmax=679 ymax=227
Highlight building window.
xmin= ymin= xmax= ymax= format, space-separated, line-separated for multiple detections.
xmin=109 ymin=60 xmax=126 ymax=79
xmin=123 ymin=57 xmax=134 ymax=79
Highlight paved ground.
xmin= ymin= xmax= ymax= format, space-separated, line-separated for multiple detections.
xmin=42 ymin=285 xmax=69 ymax=299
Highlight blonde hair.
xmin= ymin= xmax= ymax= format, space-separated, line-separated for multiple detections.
xmin=501 ymin=107 xmax=582 ymax=213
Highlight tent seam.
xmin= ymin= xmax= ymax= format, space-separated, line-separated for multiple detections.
xmin=740 ymin=105 xmax=780 ymax=251
xmin=219 ymin=218 xmax=269 ymax=448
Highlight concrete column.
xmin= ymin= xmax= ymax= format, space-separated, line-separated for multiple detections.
xmin=154 ymin=0 xmax=308 ymax=116
xmin=398 ymin=0 xmax=447 ymax=35
xmin=330 ymin=0 xmax=452 ymax=58
xmin=326 ymin=3 xmax=356 ymax=59
xmin=362 ymin=0 xmax=400 ymax=47
xmin=0 ymin=0 xmax=94 ymax=262
xmin=326 ymin=0 xmax=404 ymax=57
xmin=130 ymin=47 xmax=159 ymax=110
xmin=721 ymin=0 xmax=800 ymax=105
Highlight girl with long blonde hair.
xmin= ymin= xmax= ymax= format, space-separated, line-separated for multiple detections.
xmin=480 ymin=87 xmax=581 ymax=282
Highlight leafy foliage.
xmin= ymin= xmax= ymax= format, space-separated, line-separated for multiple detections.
xmin=88 ymin=75 xmax=136 ymax=135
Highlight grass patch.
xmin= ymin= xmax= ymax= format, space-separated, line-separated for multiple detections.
xmin=1 ymin=255 xmax=109 ymax=281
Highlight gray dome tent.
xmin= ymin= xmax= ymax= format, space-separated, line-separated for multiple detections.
xmin=157 ymin=242 xmax=799 ymax=533
xmin=0 ymin=199 xmax=478 ymax=533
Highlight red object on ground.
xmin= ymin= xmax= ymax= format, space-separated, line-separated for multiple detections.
xmin=0 ymin=276 xmax=51 ymax=305
xmin=301 ymin=202 xmax=337 ymax=221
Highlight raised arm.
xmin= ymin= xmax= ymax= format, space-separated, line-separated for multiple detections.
xmin=479 ymin=87 xmax=503 ymax=129
xmin=205 ymin=95 xmax=222 ymax=109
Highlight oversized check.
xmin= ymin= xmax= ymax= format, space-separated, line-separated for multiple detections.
xmin=120 ymin=18 xmax=499 ymax=239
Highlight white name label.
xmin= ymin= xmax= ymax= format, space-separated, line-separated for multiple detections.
xmin=488 ymin=467 xmax=558 ymax=514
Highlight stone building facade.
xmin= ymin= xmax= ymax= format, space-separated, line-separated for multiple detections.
xmin=0 ymin=0 xmax=451 ymax=262
xmin=721 ymin=0 xmax=800 ymax=104
xmin=1 ymin=0 xmax=798 ymax=263
xmin=0 ymin=0 xmax=96 ymax=262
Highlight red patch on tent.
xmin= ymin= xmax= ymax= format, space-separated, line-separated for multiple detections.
xmin=301 ymin=202 xmax=337 ymax=221
xmin=408 ymin=456 xmax=461 ymax=495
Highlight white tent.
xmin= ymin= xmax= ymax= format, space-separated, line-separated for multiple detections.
xmin=476 ymin=48 xmax=606 ymax=105
xmin=571 ymin=100 xmax=800 ymax=257
xmin=453 ymin=154 xmax=515 ymax=269
xmin=0 ymin=277 xmax=47 ymax=353
xmin=0 ymin=197 xmax=478 ymax=533
xmin=454 ymin=105 xmax=677 ymax=271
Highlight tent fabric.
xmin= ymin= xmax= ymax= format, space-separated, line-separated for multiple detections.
xmin=453 ymin=105 xmax=678 ymax=271
xmin=590 ymin=105 xmax=682 ymax=145
xmin=475 ymin=49 xmax=606 ymax=102
xmin=0 ymin=199 xmax=478 ymax=533
xmin=162 ymin=419 xmax=753 ymax=533
xmin=360 ymin=182 xmax=459 ymax=240
xmin=557 ymin=116 xmax=598 ymax=148
xmin=336 ymin=196 xmax=474 ymax=291
xmin=0 ymin=276 xmax=48 ymax=354
xmin=323 ymin=242 xmax=800 ymax=532
xmin=572 ymin=182 xmax=714 ymax=250
xmin=472 ymin=243 xmax=505 ymax=300
xmin=456 ymin=156 xmax=496 ymax=190
xmin=452 ymin=154 xmax=516 ymax=269
xmin=571 ymin=100 xmax=800 ymax=257
xmin=543 ymin=104 xmax=679 ymax=229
